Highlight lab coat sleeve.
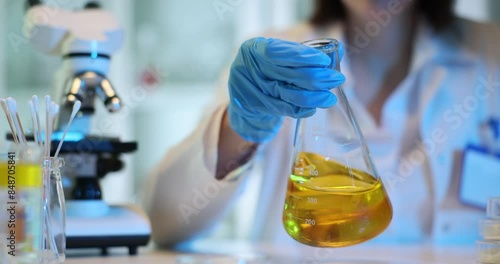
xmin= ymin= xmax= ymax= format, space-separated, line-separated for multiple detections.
xmin=141 ymin=69 xmax=254 ymax=247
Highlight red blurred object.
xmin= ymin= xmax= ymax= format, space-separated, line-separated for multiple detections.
xmin=140 ymin=64 xmax=163 ymax=89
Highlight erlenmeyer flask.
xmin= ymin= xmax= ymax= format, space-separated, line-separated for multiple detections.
xmin=282 ymin=38 xmax=393 ymax=247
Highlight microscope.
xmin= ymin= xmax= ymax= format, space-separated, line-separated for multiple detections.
xmin=24 ymin=1 xmax=150 ymax=255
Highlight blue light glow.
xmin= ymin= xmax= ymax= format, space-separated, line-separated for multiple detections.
xmin=91 ymin=41 xmax=98 ymax=59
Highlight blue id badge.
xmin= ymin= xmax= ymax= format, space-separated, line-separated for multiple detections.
xmin=459 ymin=145 xmax=500 ymax=209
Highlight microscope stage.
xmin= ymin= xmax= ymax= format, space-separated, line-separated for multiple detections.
xmin=66 ymin=203 xmax=151 ymax=255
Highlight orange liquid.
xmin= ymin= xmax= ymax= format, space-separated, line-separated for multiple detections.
xmin=283 ymin=152 xmax=392 ymax=247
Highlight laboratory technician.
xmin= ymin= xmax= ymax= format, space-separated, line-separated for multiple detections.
xmin=142 ymin=0 xmax=500 ymax=247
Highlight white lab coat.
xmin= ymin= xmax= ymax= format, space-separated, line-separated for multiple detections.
xmin=142 ymin=18 xmax=500 ymax=247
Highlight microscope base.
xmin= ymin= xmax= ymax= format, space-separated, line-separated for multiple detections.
xmin=66 ymin=203 xmax=151 ymax=255
xmin=67 ymin=235 xmax=149 ymax=255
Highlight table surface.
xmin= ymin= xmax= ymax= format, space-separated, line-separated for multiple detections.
xmin=64 ymin=240 xmax=478 ymax=264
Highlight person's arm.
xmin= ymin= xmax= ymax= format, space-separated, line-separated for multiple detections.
xmin=216 ymin=109 xmax=258 ymax=180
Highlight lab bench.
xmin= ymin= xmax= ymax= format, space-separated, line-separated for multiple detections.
xmin=64 ymin=239 xmax=477 ymax=264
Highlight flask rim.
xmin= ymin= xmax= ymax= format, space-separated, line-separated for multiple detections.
xmin=301 ymin=38 xmax=339 ymax=53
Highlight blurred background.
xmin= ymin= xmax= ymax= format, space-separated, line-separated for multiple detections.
xmin=0 ymin=0 xmax=499 ymax=239
xmin=0 ymin=0 xmax=311 ymax=206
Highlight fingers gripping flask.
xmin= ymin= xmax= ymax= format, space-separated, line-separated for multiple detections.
xmin=283 ymin=39 xmax=393 ymax=247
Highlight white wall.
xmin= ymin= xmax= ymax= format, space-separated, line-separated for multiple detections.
xmin=455 ymin=0 xmax=488 ymax=22
xmin=234 ymin=0 xmax=299 ymax=42
xmin=455 ymin=0 xmax=500 ymax=24
xmin=132 ymin=83 xmax=213 ymax=192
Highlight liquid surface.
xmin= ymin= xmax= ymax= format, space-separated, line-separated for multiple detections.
xmin=283 ymin=152 xmax=392 ymax=247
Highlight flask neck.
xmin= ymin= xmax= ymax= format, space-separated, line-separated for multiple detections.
xmin=301 ymin=38 xmax=341 ymax=71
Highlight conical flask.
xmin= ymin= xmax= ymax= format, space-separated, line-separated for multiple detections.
xmin=282 ymin=38 xmax=393 ymax=247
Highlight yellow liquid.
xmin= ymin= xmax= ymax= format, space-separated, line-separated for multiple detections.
xmin=0 ymin=163 xmax=42 ymax=188
xmin=0 ymin=162 xmax=42 ymax=250
xmin=283 ymin=152 xmax=392 ymax=247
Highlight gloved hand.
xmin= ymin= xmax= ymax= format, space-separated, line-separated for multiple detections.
xmin=227 ymin=37 xmax=345 ymax=143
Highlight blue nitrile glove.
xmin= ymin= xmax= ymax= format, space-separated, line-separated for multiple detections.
xmin=227 ymin=37 xmax=346 ymax=143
